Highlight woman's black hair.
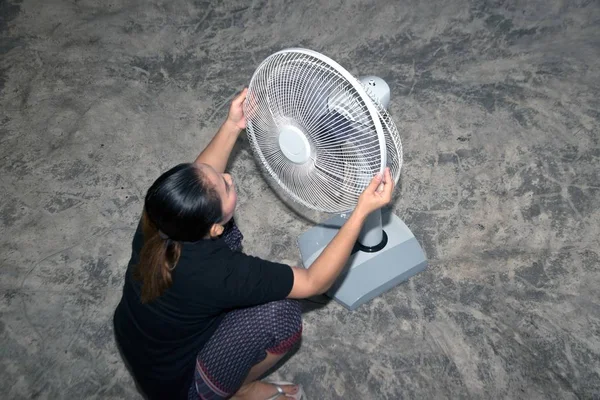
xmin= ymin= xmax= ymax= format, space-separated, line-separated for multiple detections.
xmin=145 ymin=163 xmax=223 ymax=242
xmin=135 ymin=163 xmax=222 ymax=302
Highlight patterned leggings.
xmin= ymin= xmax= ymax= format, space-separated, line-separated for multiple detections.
xmin=188 ymin=299 xmax=303 ymax=400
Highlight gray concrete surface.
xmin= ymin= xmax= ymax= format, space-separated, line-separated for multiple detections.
xmin=1 ymin=0 xmax=599 ymax=399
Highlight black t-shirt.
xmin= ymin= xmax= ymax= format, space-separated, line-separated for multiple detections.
xmin=113 ymin=223 xmax=294 ymax=400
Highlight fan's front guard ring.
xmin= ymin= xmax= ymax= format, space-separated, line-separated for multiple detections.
xmin=245 ymin=47 xmax=388 ymax=214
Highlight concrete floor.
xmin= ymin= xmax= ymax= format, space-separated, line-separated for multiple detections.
xmin=1 ymin=0 xmax=599 ymax=399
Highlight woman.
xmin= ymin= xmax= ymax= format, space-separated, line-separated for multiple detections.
xmin=113 ymin=89 xmax=394 ymax=400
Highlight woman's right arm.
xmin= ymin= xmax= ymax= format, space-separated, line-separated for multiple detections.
xmin=287 ymin=168 xmax=394 ymax=299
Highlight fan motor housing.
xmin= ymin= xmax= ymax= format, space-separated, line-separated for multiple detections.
xmin=359 ymin=76 xmax=391 ymax=109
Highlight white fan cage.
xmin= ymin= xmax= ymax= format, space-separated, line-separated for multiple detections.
xmin=245 ymin=48 xmax=402 ymax=213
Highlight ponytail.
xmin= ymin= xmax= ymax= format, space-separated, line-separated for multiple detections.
xmin=134 ymin=210 xmax=182 ymax=303
xmin=134 ymin=163 xmax=223 ymax=302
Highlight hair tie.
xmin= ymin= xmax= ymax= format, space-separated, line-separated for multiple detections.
xmin=158 ymin=230 xmax=169 ymax=240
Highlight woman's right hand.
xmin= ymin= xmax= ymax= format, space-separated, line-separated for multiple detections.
xmin=355 ymin=167 xmax=395 ymax=217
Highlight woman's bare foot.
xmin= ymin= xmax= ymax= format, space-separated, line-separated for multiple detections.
xmin=232 ymin=381 xmax=299 ymax=400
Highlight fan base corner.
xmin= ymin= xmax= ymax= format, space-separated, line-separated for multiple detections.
xmin=298 ymin=210 xmax=427 ymax=311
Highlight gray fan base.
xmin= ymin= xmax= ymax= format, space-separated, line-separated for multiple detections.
xmin=298 ymin=210 xmax=427 ymax=311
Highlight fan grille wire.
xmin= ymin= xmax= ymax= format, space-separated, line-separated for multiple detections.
xmin=245 ymin=49 xmax=402 ymax=213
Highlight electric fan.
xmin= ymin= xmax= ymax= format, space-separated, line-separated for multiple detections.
xmin=244 ymin=48 xmax=427 ymax=310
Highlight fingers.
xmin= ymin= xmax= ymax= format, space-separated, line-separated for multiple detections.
xmin=367 ymin=170 xmax=384 ymax=191
xmin=233 ymin=87 xmax=248 ymax=105
xmin=371 ymin=168 xmax=393 ymax=206
xmin=368 ymin=167 xmax=391 ymax=188
xmin=244 ymin=89 xmax=258 ymax=119
xmin=356 ymin=168 xmax=395 ymax=215
xmin=382 ymin=167 xmax=394 ymax=197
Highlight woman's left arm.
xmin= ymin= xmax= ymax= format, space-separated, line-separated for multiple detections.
xmin=194 ymin=88 xmax=248 ymax=173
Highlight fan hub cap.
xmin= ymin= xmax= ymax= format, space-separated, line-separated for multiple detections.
xmin=278 ymin=125 xmax=311 ymax=164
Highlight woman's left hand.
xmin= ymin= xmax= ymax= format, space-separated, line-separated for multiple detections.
xmin=227 ymin=88 xmax=248 ymax=130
